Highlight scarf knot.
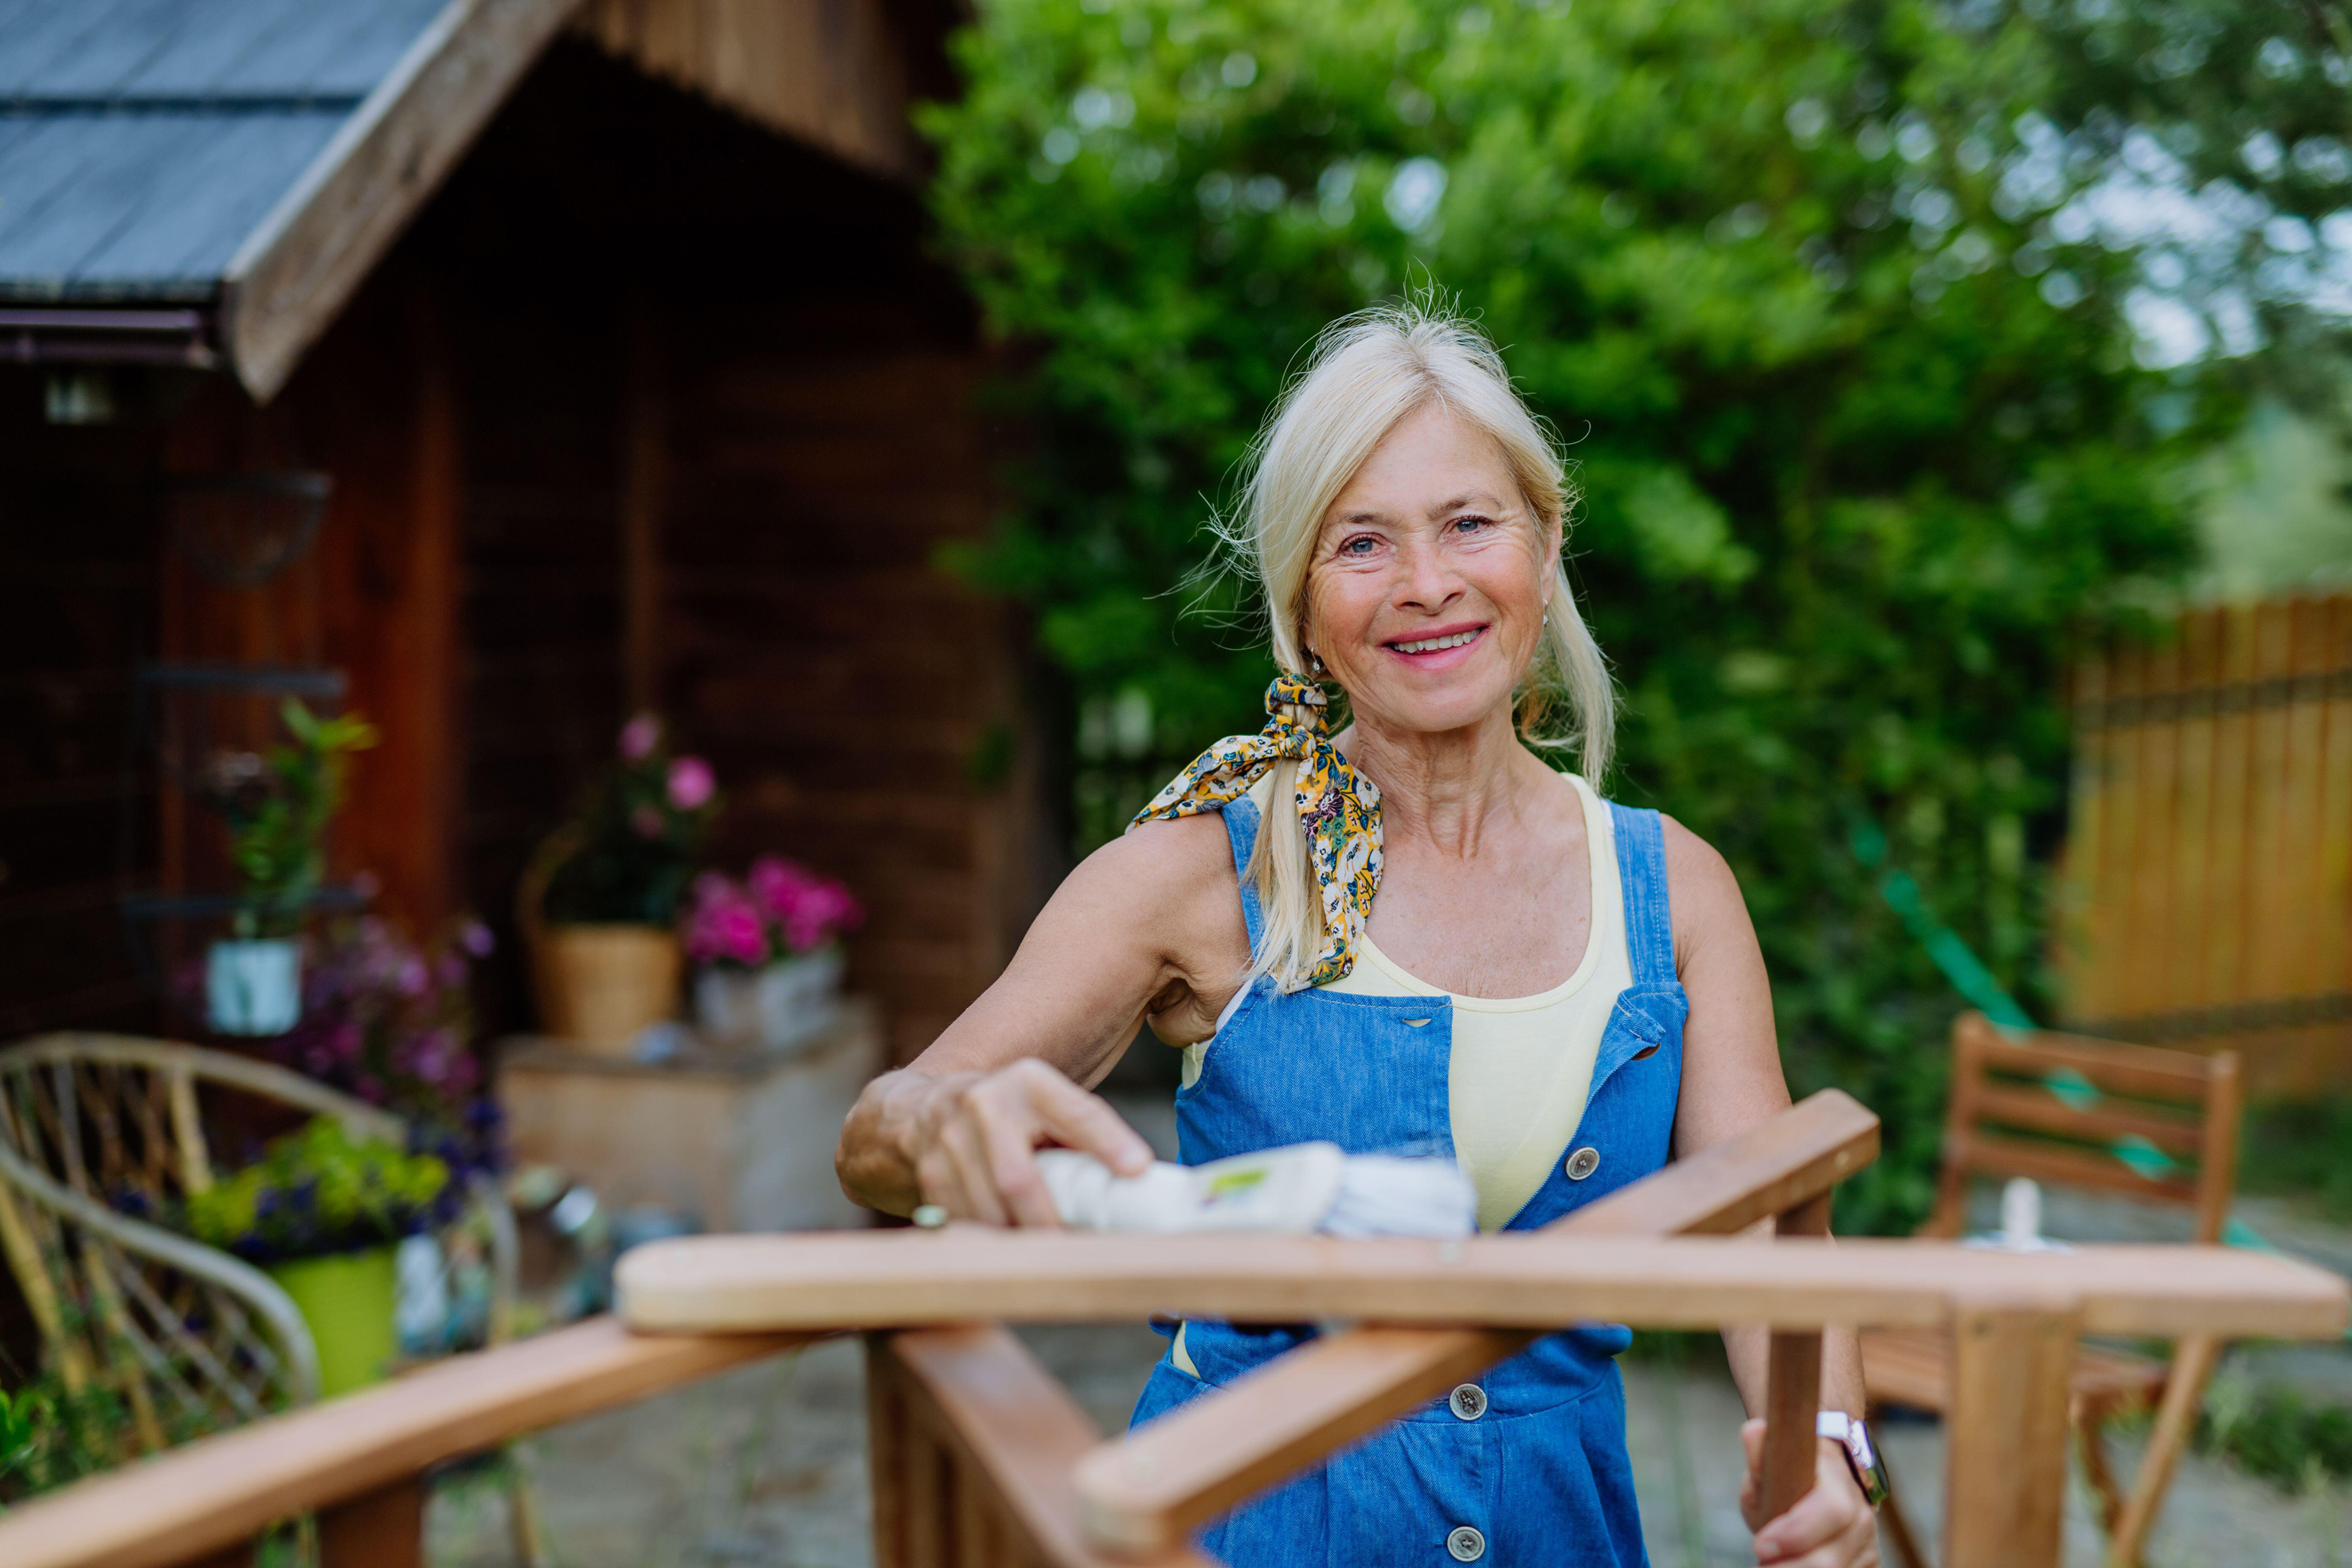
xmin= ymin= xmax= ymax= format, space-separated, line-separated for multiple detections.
xmin=1132 ymin=674 xmax=1382 ymax=987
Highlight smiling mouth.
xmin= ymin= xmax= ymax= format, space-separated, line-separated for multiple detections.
xmin=1387 ymin=627 xmax=1485 ymax=654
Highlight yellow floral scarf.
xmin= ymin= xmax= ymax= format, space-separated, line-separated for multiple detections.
xmin=1130 ymin=674 xmax=1382 ymax=987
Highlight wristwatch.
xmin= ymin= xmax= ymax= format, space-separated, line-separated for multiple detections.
xmin=1817 ymin=1412 xmax=1891 ymax=1509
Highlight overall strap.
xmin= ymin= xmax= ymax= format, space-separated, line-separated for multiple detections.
xmin=1223 ymin=795 xmax=1266 ymax=951
xmin=1609 ymin=800 xmax=1676 ymax=986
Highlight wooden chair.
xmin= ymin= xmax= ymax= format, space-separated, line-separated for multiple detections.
xmin=0 ymin=1035 xmax=520 ymax=1498
xmin=1861 ymin=1011 xmax=2242 ymax=1568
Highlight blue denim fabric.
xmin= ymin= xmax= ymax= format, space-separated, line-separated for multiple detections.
xmin=1129 ymin=788 xmax=1688 ymax=1568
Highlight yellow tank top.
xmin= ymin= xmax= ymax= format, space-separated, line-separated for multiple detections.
xmin=1184 ymin=771 xmax=1631 ymax=1234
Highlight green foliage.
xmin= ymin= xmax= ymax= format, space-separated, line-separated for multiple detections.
xmin=2240 ymin=1094 xmax=2352 ymax=1222
xmin=925 ymin=0 xmax=2226 ymax=1231
xmin=2200 ymin=1375 xmax=2352 ymax=1493
xmin=200 ymin=700 xmax=378 ymax=939
xmin=183 ymin=1116 xmax=452 ymax=1266
xmin=0 ymin=1376 xmax=131 ymax=1506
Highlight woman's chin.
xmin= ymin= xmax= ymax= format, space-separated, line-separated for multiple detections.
xmin=1348 ymin=682 xmax=1519 ymax=740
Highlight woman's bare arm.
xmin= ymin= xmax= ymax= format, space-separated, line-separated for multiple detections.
xmin=1665 ymin=819 xmax=1877 ymax=1566
xmin=835 ymin=811 xmax=1248 ymax=1225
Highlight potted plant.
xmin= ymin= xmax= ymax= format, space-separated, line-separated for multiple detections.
xmin=183 ymin=1116 xmax=452 ymax=1397
xmin=196 ymin=700 xmax=378 ymax=1035
xmin=684 ymin=856 xmax=863 ymax=1054
xmin=521 ymin=714 xmax=719 ymax=1054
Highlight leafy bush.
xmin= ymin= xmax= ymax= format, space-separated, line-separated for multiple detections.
xmin=183 ymin=1117 xmax=452 ymax=1266
xmin=2239 ymin=1095 xmax=2352 ymax=1222
xmin=2200 ymin=1377 xmax=2352 ymax=1493
xmin=924 ymin=0 xmax=2222 ymax=1230
xmin=0 ymin=1378 xmax=134 ymax=1506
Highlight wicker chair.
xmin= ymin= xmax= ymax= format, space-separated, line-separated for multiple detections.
xmin=0 ymin=1034 xmax=527 ymax=1538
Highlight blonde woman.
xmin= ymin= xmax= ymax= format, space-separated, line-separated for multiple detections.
xmin=837 ymin=304 xmax=1879 ymax=1568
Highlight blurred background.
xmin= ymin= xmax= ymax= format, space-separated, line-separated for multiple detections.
xmin=6 ymin=0 xmax=2352 ymax=1562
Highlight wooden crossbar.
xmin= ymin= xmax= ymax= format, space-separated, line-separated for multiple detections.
xmin=617 ymin=1233 xmax=2346 ymax=1341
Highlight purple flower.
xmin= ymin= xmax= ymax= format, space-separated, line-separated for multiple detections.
xmin=667 ymin=756 xmax=716 ymax=811
xmin=620 ymin=713 xmax=662 ymax=761
xmin=458 ymin=919 xmax=495 ymax=958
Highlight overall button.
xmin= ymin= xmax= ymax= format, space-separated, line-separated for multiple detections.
xmin=1447 ymin=1382 xmax=1487 ymax=1421
xmin=1565 ymin=1145 xmax=1601 ymax=1181
xmin=1446 ymin=1525 xmax=1486 ymax=1562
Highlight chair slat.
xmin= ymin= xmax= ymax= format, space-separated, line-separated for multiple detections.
xmin=1971 ymin=1029 xmax=2213 ymax=1105
xmin=1970 ymin=1085 xmax=2205 ymax=1158
xmin=1958 ymin=1130 xmax=2199 ymax=1206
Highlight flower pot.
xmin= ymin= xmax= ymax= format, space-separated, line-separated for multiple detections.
xmin=268 ymin=1244 xmax=398 ymax=1398
xmin=205 ymin=937 xmax=302 ymax=1036
xmin=693 ymin=945 xmax=844 ymax=1055
xmin=529 ymin=924 xmax=681 ymax=1057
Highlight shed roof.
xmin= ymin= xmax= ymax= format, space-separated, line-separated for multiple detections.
xmin=0 ymin=0 xmax=447 ymax=302
xmin=0 ymin=0 xmax=922 ymax=402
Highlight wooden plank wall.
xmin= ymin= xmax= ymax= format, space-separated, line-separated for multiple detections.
xmin=574 ymin=0 xmax=918 ymax=178
xmin=2059 ymin=593 xmax=2352 ymax=1093
xmin=0 ymin=368 xmax=160 ymax=1038
xmin=662 ymin=297 xmax=1026 ymax=1065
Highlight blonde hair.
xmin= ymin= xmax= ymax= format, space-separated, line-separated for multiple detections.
xmin=1213 ymin=300 xmax=1615 ymax=990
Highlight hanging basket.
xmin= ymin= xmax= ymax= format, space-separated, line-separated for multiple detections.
xmin=517 ymin=825 xmax=682 ymax=1058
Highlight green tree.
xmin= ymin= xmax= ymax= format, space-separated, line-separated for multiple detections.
xmin=926 ymin=0 xmax=2224 ymax=1230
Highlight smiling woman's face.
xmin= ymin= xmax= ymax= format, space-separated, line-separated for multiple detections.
xmin=1302 ymin=400 xmax=1557 ymax=740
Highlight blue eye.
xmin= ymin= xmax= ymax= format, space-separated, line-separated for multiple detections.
xmin=1452 ymin=514 xmax=1494 ymax=534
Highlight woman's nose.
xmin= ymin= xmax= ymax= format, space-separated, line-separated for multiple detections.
xmin=1392 ymin=537 xmax=1465 ymax=612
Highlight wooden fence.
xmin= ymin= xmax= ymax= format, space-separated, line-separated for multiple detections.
xmin=2062 ymin=592 xmax=2352 ymax=1093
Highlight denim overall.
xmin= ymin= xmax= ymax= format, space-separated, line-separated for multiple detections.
xmin=1129 ymin=790 xmax=1689 ymax=1568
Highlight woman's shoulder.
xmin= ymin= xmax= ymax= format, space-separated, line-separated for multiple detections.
xmin=1080 ymin=809 xmax=1241 ymax=911
xmin=1653 ymin=811 xmax=1749 ymax=957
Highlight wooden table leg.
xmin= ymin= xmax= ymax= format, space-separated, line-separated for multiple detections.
xmin=869 ymin=1334 xmax=912 ymax=1568
xmin=1760 ymin=1191 xmax=1831 ymax=1519
xmin=318 ymin=1476 xmax=426 ymax=1568
xmin=1944 ymin=1296 xmax=2080 ymax=1568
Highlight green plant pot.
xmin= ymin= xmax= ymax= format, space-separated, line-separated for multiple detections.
xmin=268 ymin=1245 xmax=398 ymax=1398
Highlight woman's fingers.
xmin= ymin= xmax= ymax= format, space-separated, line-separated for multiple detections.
xmin=1016 ymin=1059 xmax=1156 ymax=1175
xmin=933 ymin=1111 xmax=1012 ymax=1226
xmin=1749 ymin=1438 xmax=1878 ymax=1566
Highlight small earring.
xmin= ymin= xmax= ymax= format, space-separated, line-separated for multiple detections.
xmin=1308 ymin=651 xmax=1326 ymax=677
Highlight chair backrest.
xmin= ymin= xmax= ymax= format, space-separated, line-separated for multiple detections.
xmin=0 ymin=1033 xmax=402 ymax=1208
xmin=1924 ymin=1011 xmax=2242 ymax=1245
xmin=0 ymin=1034 xmax=403 ymax=1463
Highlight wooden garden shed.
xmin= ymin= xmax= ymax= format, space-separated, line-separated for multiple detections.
xmin=0 ymin=0 xmax=1043 ymax=1063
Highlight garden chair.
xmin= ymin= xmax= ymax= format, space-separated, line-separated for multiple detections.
xmin=1861 ymin=1011 xmax=2242 ymax=1568
xmin=0 ymin=1033 xmax=533 ymax=1555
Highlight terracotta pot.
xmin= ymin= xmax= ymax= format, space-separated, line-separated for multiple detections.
xmin=529 ymin=924 xmax=681 ymax=1055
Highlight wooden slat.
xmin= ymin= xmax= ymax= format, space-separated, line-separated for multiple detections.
xmin=1943 ymin=1297 xmax=2079 ymax=1568
xmin=1969 ymin=1085 xmax=2204 ymax=1158
xmin=0 ymin=1319 xmax=810 ymax=1568
xmin=2128 ymin=632 xmax=2182 ymax=1016
xmin=1970 ymin=1023 xmax=2214 ymax=1101
xmin=618 ymin=1232 xmax=2349 ymax=1342
xmin=886 ymin=1327 xmax=1215 ymax=1568
xmin=1958 ymin=1130 xmax=2199 ymax=1206
xmin=2208 ymin=604 xmax=2258 ymax=1034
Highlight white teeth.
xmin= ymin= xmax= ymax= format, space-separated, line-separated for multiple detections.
xmin=1392 ymin=630 xmax=1480 ymax=654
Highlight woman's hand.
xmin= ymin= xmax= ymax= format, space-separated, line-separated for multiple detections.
xmin=1737 ymin=1425 xmax=1879 ymax=1567
xmin=875 ymin=1058 xmax=1156 ymax=1226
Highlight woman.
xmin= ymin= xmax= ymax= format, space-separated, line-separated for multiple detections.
xmin=837 ymin=304 xmax=1878 ymax=1568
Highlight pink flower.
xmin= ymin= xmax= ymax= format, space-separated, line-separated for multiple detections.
xmin=667 ymin=756 xmax=715 ymax=811
xmin=458 ymin=919 xmax=495 ymax=957
xmin=620 ymin=713 xmax=662 ymax=761
xmin=683 ymin=874 xmax=770 ymax=967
